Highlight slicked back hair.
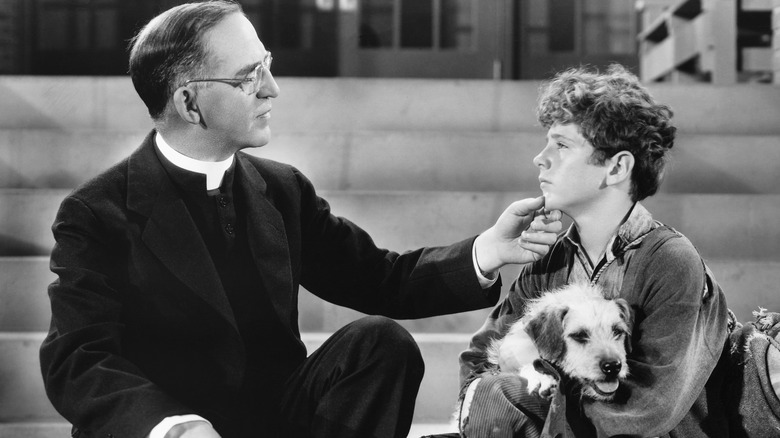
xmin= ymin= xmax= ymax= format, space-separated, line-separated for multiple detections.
xmin=128 ymin=0 xmax=243 ymax=120
xmin=537 ymin=64 xmax=676 ymax=202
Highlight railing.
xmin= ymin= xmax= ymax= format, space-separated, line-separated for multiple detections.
xmin=637 ymin=0 xmax=774 ymax=84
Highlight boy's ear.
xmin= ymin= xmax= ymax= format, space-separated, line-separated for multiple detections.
xmin=606 ymin=151 xmax=634 ymax=186
xmin=172 ymin=86 xmax=202 ymax=125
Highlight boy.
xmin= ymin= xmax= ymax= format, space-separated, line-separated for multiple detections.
xmin=457 ymin=65 xmax=729 ymax=437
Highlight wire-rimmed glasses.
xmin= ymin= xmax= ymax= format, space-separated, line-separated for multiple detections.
xmin=183 ymin=52 xmax=272 ymax=95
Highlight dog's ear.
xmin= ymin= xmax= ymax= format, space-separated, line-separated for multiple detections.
xmin=524 ymin=305 xmax=567 ymax=362
xmin=615 ymin=298 xmax=634 ymax=354
xmin=532 ymin=358 xmax=561 ymax=380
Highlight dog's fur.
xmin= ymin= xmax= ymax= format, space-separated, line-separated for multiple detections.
xmin=487 ymin=283 xmax=634 ymax=401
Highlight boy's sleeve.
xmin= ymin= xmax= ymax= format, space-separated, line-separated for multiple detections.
xmin=458 ymin=239 xmax=568 ymax=394
xmin=458 ymin=264 xmax=544 ymax=393
xmin=582 ymin=237 xmax=729 ymax=437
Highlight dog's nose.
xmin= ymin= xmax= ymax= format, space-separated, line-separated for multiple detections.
xmin=600 ymin=360 xmax=622 ymax=377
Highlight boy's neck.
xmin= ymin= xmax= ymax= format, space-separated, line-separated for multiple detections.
xmin=571 ymin=198 xmax=635 ymax=265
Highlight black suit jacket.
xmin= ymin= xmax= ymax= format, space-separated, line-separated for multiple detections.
xmin=40 ymin=131 xmax=500 ymax=437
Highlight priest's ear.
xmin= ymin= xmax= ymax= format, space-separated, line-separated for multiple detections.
xmin=172 ymin=85 xmax=202 ymax=125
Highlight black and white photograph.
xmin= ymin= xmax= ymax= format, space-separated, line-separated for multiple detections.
xmin=0 ymin=1 xmax=778 ymax=437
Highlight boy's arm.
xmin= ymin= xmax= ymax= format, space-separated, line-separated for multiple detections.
xmin=583 ymin=237 xmax=729 ymax=437
xmin=458 ymin=236 xmax=569 ymax=392
xmin=458 ymin=260 xmax=554 ymax=391
xmin=459 ymin=299 xmax=514 ymax=388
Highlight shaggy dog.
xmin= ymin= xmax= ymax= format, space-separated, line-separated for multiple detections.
xmin=487 ymin=282 xmax=634 ymax=401
xmin=454 ymin=283 xmax=634 ymax=433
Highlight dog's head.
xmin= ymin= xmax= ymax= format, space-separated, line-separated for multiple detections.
xmin=522 ymin=283 xmax=633 ymax=401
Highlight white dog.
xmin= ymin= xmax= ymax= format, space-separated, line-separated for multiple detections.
xmin=455 ymin=283 xmax=634 ymax=433
xmin=487 ymin=282 xmax=633 ymax=401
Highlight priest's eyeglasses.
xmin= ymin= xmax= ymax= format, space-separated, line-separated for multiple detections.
xmin=184 ymin=52 xmax=272 ymax=95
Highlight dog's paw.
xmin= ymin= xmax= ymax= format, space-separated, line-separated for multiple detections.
xmin=519 ymin=364 xmax=558 ymax=399
xmin=536 ymin=373 xmax=559 ymax=398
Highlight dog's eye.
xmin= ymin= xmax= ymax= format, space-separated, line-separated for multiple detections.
xmin=612 ymin=327 xmax=626 ymax=338
xmin=569 ymin=330 xmax=589 ymax=344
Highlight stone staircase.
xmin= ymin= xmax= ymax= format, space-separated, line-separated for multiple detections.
xmin=1 ymin=76 xmax=779 ymax=437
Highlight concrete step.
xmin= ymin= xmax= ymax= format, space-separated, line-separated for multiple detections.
xmin=0 ymin=423 xmax=71 ymax=438
xmin=0 ymin=189 xmax=62 ymax=256
xmin=1 ymin=77 xmax=779 ymax=135
xmin=0 ymin=333 xmax=61 ymax=423
xmin=0 ymin=422 xmax=455 ymax=438
xmin=0 ymin=257 xmax=54 ymax=332
xmin=0 ymin=332 xmax=465 ymax=425
xmin=5 ymin=254 xmax=775 ymax=335
xmin=305 ymin=257 xmax=780 ymax=332
xmin=2 ymin=129 xmax=779 ymax=194
xmin=2 ymin=189 xmax=779 ymax=261
xmin=0 ymin=254 xmax=496 ymax=333
xmin=5 ymin=268 xmax=779 ymax=429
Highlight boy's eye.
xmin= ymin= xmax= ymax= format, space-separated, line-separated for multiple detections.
xmin=556 ymin=142 xmax=567 ymax=149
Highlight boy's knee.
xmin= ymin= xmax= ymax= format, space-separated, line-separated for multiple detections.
xmin=459 ymin=374 xmax=547 ymax=438
xmin=474 ymin=373 xmax=525 ymax=404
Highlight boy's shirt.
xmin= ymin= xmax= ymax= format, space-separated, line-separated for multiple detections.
xmin=563 ymin=203 xmax=658 ymax=296
xmin=460 ymin=203 xmax=730 ymax=437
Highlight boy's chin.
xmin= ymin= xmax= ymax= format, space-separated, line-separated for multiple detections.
xmin=541 ymin=196 xmax=560 ymax=211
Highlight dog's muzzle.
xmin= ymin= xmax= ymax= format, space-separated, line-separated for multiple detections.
xmin=591 ymin=379 xmax=619 ymax=396
xmin=590 ymin=359 xmax=624 ymax=397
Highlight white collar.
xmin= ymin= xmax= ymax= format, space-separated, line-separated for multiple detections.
xmin=154 ymin=132 xmax=234 ymax=191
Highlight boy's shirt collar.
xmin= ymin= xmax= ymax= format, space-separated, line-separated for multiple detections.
xmin=563 ymin=202 xmax=658 ymax=263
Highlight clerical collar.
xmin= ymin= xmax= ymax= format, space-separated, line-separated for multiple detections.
xmin=155 ymin=132 xmax=234 ymax=191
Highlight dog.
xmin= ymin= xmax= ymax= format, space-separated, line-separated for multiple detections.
xmin=487 ymin=282 xmax=634 ymax=401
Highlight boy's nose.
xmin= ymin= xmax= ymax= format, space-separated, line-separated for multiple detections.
xmin=533 ymin=149 xmax=548 ymax=169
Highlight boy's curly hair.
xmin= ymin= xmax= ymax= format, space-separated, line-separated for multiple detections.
xmin=537 ymin=64 xmax=676 ymax=201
